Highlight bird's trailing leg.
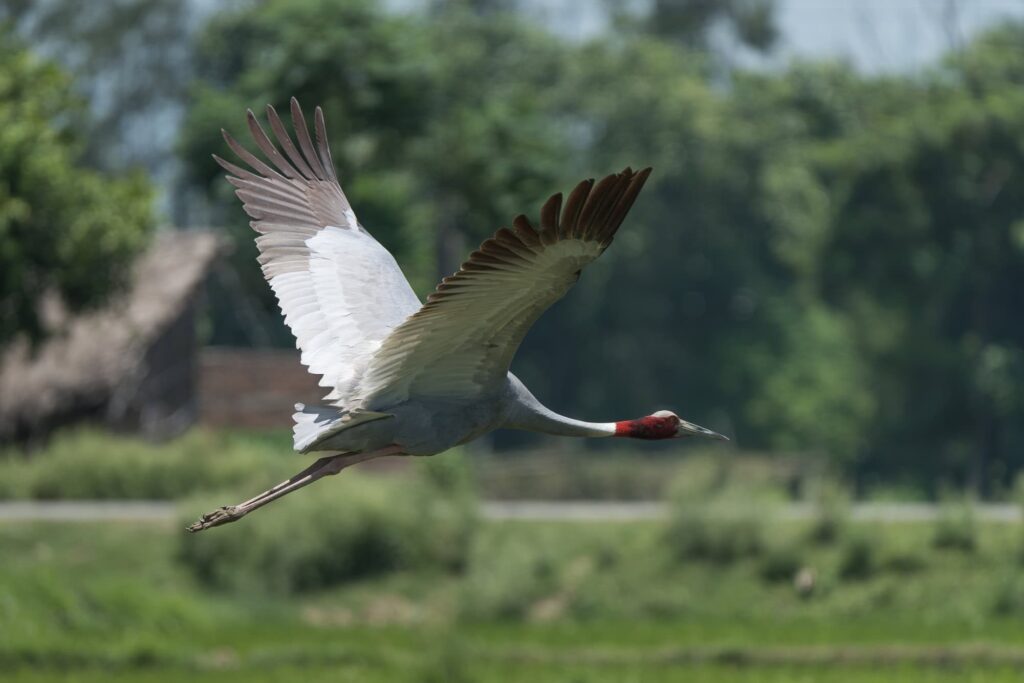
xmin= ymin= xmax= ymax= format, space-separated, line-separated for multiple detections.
xmin=186 ymin=445 xmax=403 ymax=533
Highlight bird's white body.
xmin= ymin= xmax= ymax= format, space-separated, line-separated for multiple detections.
xmin=295 ymin=385 xmax=509 ymax=456
xmin=187 ymin=99 xmax=724 ymax=532
xmin=297 ymin=373 xmax=617 ymax=457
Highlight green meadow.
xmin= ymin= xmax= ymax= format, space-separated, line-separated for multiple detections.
xmin=4 ymin=438 xmax=1024 ymax=683
xmin=5 ymin=519 xmax=1024 ymax=682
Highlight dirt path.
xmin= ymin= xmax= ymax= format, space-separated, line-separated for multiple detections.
xmin=0 ymin=500 xmax=1018 ymax=523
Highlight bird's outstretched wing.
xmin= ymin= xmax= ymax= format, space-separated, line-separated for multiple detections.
xmin=216 ymin=99 xmax=422 ymax=405
xmin=356 ymin=167 xmax=652 ymax=409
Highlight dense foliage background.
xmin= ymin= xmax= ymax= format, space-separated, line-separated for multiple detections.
xmin=2 ymin=0 xmax=1023 ymax=496
xmin=0 ymin=29 xmax=152 ymax=343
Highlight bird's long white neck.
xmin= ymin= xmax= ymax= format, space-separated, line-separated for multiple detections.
xmin=502 ymin=376 xmax=616 ymax=438
xmin=508 ymin=404 xmax=617 ymax=438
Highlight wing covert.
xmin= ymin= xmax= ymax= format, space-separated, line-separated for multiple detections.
xmin=355 ymin=167 xmax=652 ymax=409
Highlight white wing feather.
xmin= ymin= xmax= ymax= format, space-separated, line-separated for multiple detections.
xmin=217 ymin=100 xmax=421 ymax=405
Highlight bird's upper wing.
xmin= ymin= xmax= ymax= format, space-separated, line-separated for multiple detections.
xmin=355 ymin=167 xmax=651 ymax=409
xmin=216 ymin=99 xmax=422 ymax=405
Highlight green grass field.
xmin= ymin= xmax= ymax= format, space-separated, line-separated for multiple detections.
xmin=3 ymin=431 xmax=1022 ymax=681
xmin=4 ymin=516 xmax=1024 ymax=683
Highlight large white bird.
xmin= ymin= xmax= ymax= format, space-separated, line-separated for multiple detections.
xmin=188 ymin=99 xmax=727 ymax=532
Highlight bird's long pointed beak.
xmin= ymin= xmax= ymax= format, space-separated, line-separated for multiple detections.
xmin=685 ymin=422 xmax=729 ymax=441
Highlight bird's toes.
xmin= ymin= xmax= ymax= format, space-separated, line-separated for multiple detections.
xmin=186 ymin=505 xmax=244 ymax=533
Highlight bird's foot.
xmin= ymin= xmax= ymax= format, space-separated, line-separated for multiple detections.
xmin=186 ymin=505 xmax=247 ymax=533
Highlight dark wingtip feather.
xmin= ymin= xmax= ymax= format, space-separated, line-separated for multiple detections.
xmin=560 ymin=178 xmax=594 ymax=238
xmin=577 ymin=172 xmax=624 ymax=239
xmin=313 ymin=105 xmax=338 ymax=183
xmin=539 ymin=192 xmax=562 ymax=241
xmin=222 ymin=126 xmax=285 ymax=180
xmin=245 ymin=107 xmax=301 ymax=179
xmin=599 ymin=166 xmax=652 ymax=245
xmin=212 ymin=153 xmax=236 ymax=174
xmin=512 ymin=214 xmax=542 ymax=248
xmin=289 ymin=97 xmax=327 ymax=180
xmin=596 ymin=170 xmax=639 ymax=240
xmin=553 ymin=166 xmax=653 ymax=247
xmin=266 ymin=102 xmax=316 ymax=180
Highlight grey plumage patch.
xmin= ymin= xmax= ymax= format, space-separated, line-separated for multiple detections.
xmin=292 ymin=405 xmax=393 ymax=453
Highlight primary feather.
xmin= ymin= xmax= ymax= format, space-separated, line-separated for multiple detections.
xmin=215 ymin=100 xmax=422 ymax=407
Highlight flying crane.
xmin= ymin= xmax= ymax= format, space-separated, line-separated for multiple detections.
xmin=188 ymin=99 xmax=726 ymax=532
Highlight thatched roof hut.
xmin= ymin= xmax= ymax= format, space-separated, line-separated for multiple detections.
xmin=0 ymin=231 xmax=222 ymax=443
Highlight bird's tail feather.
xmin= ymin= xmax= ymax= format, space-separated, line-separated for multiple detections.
xmin=292 ymin=403 xmax=392 ymax=453
xmin=292 ymin=404 xmax=337 ymax=453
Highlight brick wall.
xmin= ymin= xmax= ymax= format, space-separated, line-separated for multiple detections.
xmin=198 ymin=347 xmax=325 ymax=430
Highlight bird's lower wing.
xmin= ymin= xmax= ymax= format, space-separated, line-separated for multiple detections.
xmin=355 ymin=167 xmax=652 ymax=408
xmin=217 ymin=100 xmax=422 ymax=404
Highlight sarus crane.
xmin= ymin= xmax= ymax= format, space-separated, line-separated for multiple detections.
xmin=188 ymin=99 xmax=727 ymax=533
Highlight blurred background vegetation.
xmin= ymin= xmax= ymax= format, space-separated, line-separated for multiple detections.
xmin=4 ymin=2 xmax=1024 ymax=680
xmin=4 ymin=0 xmax=1024 ymax=497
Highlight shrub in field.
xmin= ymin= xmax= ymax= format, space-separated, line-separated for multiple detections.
xmin=1014 ymin=472 xmax=1024 ymax=511
xmin=992 ymin=574 xmax=1024 ymax=616
xmin=664 ymin=453 xmax=793 ymax=503
xmin=417 ymin=633 xmax=472 ymax=683
xmin=664 ymin=503 xmax=765 ymax=564
xmin=661 ymin=455 xmax=778 ymax=565
xmin=758 ymin=545 xmax=803 ymax=583
xmin=880 ymin=548 xmax=928 ymax=575
xmin=410 ymin=453 xmax=478 ymax=574
xmin=0 ymin=459 xmax=29 ymax=499
xmin=1012 ymin=475 xmax=1024 ymax=563
xmin=838 ymin=535 xmax=879 ymax=580
xmin=593 ymin=541 xmax=621 ymax=571
xmin=473 ymin=450 xmax=679 ymax=500
xmin=663 ymin=454 xmax=731 ymax=500
xmin=457 ymin=514 xmax=636 ymax=622
xmin=806 ymin=479 xmax=850 ymax=545
xmin=458 ymin=546 xmax=561 ymax=621
xmin=931 ymin=501 xmax=977 ymax=553
xmin=0 ymin=429 xmax=296 ymax=500
xmin=178 ymin=452 xmax=478 ymax=593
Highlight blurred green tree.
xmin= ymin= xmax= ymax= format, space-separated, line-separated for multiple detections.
xmin=814 ymin=26 xmax=1024 ymax=493
xmin=713 ymin=34 xmax=1024 ymax=491
xmin=0 ymin=0 xmax=193 ymax=175
xmin=642 ymin=0 xmax=777 ymax=53
xmin=0 ymin=31 xmax=152 ymax=343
